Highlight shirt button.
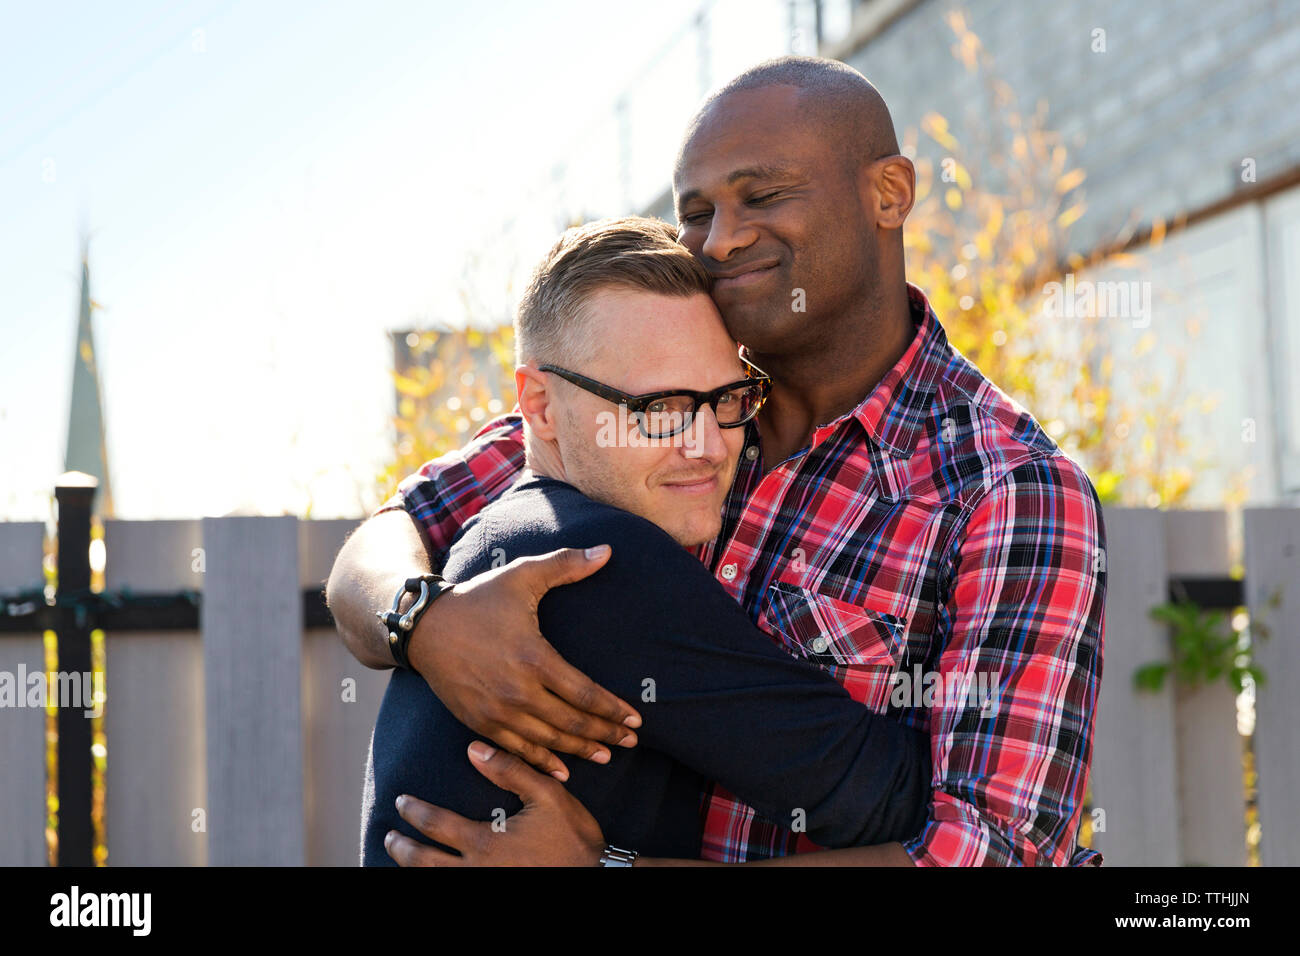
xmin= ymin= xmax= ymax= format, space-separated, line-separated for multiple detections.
xmin=720 ymin=563 xmax=737 ymax=581
xmin=744 ymin=446 xmax=759 ymax=461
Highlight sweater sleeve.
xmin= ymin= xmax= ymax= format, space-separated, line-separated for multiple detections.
xmin=535 ymin=507 xmax=932 ymax=849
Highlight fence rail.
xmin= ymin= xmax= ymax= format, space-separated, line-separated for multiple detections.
xmin=1 ymin=480 xmax=1297 ymax=866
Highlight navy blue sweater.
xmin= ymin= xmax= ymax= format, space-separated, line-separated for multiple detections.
xmin=361 ymin=474 xmax=930 ymax=864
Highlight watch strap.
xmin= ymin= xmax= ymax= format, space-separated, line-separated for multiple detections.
xmin=598 ymin=845 xmax=639 ymax=867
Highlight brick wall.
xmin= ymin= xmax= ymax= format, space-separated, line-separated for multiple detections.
xmin=840 ymin=0 xmax=1300 ymax=256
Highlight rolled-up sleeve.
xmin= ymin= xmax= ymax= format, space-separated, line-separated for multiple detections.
xmin=904 ymin=454 xmax=1106 ymax=866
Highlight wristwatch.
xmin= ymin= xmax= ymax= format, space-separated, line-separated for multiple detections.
xmin=376 ymin=573 xmax=454 ymax=670
xmin=598 ymin=845 xmax=639 ymax=867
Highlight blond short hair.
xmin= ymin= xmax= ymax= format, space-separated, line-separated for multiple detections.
xmin=515 ymin=216 xmax=711 ymax=365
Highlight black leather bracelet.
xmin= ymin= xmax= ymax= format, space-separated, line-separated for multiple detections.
xmin=376 ymin=573 xmax=453 ymax=670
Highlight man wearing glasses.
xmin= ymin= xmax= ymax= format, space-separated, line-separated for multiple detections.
xmin=359 ymin=216 xmax=933 ymax=865
xmin=332 ymin=56 xmax=1106 ymax=867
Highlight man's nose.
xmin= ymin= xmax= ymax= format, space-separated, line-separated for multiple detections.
xmin=700 ymin=207 xmax=757 ymax=263
xmin=680 ymin=405 xmax=728 ymax=462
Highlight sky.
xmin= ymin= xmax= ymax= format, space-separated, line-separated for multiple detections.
xmin=0 ymin=0 xmax=838 ymax=520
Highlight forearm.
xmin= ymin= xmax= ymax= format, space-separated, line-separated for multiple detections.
xmin=331 ymin=417 xmax=525 ymax=670
xmin=635 ymin=842 xmax=914 ymax=867
xmin=326 ymin=510 xmax=434 ymax=669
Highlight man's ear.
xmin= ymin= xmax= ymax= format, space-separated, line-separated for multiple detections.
xmin=516 ymin=366 xmax=558 ymax=441
xmin=863 ymin=154 xmax=916 ymax=230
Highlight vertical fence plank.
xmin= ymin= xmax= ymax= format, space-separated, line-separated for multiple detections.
xmin=1244 ymin=507 xmax=1300 ymax=866
xmin=0 ymin=522 xmax=49 ymax=865
xmin=299 ymin=519 xmax=391 ymax=865
xmin=102 ymin=519 xmax=207 ymax=865
xmin=1090 ymin=508 xmax=1180 ymax=865
xmin=302 ymin=628 xmax=389 ymax=865
xmin=201 ymin=516 xmax=303 ymax=865
xmin=1164 ymin=511 xmax=1247 ymax=866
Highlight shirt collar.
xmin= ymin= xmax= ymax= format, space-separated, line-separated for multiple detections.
xmin=815 ymin=282 xmax=949 ymax=461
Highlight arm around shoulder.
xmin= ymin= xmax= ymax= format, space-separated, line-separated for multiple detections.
xmin=326 ymin=509 xmax=434 ymax=670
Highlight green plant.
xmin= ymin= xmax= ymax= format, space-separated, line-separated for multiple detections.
xmin=1134 ymin=588 xmax=1280 ymax=694
xmin=1134 ymin=603 xmax=1255 ymax=693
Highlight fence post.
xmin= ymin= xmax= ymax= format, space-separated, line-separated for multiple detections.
xmin=1244 ymin=507 xmax=1300 ymax=866
xmin=54 ymin=471 xmax=96 ymax=866
xmin=201 ymin=515 xmax=304 ymax=865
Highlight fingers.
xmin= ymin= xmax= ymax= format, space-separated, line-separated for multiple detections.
xmin=482 ymin=725 xmax=574 ymax=781
xmin=385 ymin=830 xmax=462 ymax=867
xmin=394 ymin=793 xmax=481 ymax=852
xmin=517 ymin=546 xmax=612 ymax=602
xmin=465 ymin=741 xmax=558 ymax=804
xmin=538 ymin=647 xmax=642 ymax=735
xmin=514 ymin=694 xmax=639 ymax=761
xmin=486 ymin=706 xmax=631 ymax=782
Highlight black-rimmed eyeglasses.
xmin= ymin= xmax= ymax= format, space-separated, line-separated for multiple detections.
xmin=538 ymin=361 xmax=772 ymax=438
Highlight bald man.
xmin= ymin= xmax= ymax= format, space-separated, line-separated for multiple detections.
xmin=328 ymin=56 xmax=1106 ymax=867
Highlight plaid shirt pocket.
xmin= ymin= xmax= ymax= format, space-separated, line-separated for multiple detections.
xmin=762 ymin=581 xmax=907 ymax=670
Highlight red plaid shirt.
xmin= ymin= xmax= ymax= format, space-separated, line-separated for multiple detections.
xmin=375 ymin=284 xmax=1106 ymax=866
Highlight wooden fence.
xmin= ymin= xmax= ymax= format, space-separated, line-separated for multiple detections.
xmin=0 ymin=503 xmax=388 ymax=866
xmin=0 ymin=492 xmax=1296 ymax=866
xmin=1090 ymin=508 xmax=1299 ymax=866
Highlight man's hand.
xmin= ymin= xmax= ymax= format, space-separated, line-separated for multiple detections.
xmin=408 ymin=545 xmax=642 ymax=781
xmin=385 ymin=741 xmax=606 ymax=866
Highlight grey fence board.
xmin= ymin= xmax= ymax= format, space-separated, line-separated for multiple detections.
xmin=1090 ymin=507 xmax=1180 ymax=865
xmin=302 ymin=628 xmax=390 ymax=865
xmin=0 ymin=522 xmax=49 ymax=866
xmin=1165 ymin=511 xmax=1247 ymax=866
xmin=299 ymin=518 xmax=388 ymax=866
xmin=201 ymin=515 xmax=304 ymax=865
xmin=1244 ymin=507 xmax=1300 ymax=866
xmin=103 ymin=519 xmax=207 ymax=866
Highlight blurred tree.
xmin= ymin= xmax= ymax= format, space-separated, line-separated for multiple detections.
xmin=375 ymin=324 xmax=517 ymax=507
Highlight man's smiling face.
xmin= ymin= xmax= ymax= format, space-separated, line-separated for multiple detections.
xmin=547 ymin=288 xmax=747 ymax=548
xmin=673 ymin=84 xmax=878 ymax=358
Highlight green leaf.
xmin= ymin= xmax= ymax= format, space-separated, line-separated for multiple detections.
xmin=1133 ymin=662 xmax=1169 ymax=692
